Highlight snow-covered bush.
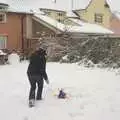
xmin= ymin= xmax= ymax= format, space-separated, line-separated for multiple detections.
xmin=60 ymin=53 xmax=80 ymax=63
xmin=60 ymin=55 xmax=69 ymax=63
xmin=0 ymin=50 xmax=7 ymax=65
xmin=0 ymin=50 xmax=6 ymax=55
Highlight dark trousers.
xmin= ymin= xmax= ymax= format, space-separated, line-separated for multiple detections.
xmin=28 ymin=74 xmax=44 ymax=100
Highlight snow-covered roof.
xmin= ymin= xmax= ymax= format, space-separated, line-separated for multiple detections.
xmin=0 ymin=0 xmax=33 ymax=14
xmin=7 ymin=6 xmax=33 ymax=14
xmin=34 ymin=12 xmax=113 ymax=34
xmin=70 ymin=18 xmax=113 ymax=34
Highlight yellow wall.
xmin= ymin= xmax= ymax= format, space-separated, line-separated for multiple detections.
xmin=75 ymin=0 xmax=112 ymax=28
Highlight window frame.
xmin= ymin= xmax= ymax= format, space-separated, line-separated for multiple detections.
xmin=0 ymin=13 xmax=6 ymax=23
xmin=0 ymin=35 xmax=7 ymax=49
xmin=94 ymin=13 xmax=103 ymax=23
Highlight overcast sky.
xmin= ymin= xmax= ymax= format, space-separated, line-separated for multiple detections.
xmin=1 ymin=0 xmax=120 ymax=12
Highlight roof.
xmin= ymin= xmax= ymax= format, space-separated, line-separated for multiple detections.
xmin=7 ymin=6 xmax=33 ymax=14
xmin=33 ymin=12 xmax=113 ymax=34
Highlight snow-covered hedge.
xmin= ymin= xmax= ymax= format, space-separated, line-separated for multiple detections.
xmin=29 ymin=35 xmax=120 ymax=68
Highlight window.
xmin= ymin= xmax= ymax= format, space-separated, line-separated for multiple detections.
xmin=0 ymin=36 xmax=7 ymax=49
xmin=94 ymin=13 xmax=103 ymax=23
xmin=57 ymin=12 xmax=63 ymax=16
xmin=0 ymin=13 xmax=6 ymax=23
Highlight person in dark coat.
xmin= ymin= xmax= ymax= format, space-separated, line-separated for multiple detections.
xmin=27 ymin=48 xmax=49 ymax=103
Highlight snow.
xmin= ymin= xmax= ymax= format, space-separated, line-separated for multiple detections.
xmin=0 ymin=61 xmax=120 ymax=120
xmin=7 ymin=6 xmax=33 ymax=14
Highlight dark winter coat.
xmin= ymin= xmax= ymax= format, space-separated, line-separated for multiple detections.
xmin=27 ymin=48 xmax=48 ymax=80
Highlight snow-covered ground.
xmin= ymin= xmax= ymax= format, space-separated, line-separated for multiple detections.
xmin=0 ymin=61 xmax=120 ymax=120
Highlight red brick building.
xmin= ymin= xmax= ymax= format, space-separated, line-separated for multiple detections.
xmin=0 ymin=2 xmax=33 ymax=52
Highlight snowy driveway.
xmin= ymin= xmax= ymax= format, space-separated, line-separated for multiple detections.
xmin=0 ymin=62 xmax=120 ymax=120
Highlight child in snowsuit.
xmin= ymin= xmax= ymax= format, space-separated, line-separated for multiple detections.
xmin=58 ymin=89 xmax=66 ymax=99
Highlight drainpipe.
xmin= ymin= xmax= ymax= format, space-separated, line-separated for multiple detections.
xmin=21 ymin=14 xmax=25 ymax=53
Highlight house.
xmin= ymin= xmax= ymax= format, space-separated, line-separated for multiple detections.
xmin=0 ymin=2 xmax=33 ymax=52
xmin=0 ymin=0 xmax=114 ymax=53
xmin=73 ymin=0 xmax=112 ymax=29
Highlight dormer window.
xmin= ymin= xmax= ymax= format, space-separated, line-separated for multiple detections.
xmin=57 ymin=12 xmax=63 ymax=16
xmin=0 ymin=6 xmax=6 ymax=10
xmin=0 ymin=13 xmax=6 ymax=23
xmin=45 ymin=11 xmax=51 ymax=15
